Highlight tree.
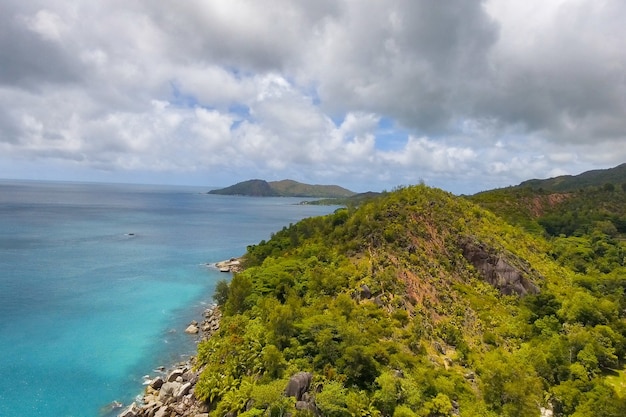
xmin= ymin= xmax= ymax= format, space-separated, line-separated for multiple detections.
xmin=213 ymin=279 xmax=230 ymax=306
xmin=340 ymin=345 xmax=381 ymax=389
xmin=224 ymin=273 xmax=253 ymax=316
xmin=315 ymin=381 xmax=350 ymax=417
xmin=480 ymin=349 xmax=543 ymax=417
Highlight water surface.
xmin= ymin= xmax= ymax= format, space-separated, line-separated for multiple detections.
xmin=0 ymin=180 xmax=338 ymax=417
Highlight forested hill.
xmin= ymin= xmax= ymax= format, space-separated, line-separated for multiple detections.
xmin=195 ymin=184 xmax=626 ymax=416
xmin=519 ymin=162 xmax=626 ymax=192
xmin=208 ymin=179 xmax=356 ymax=198
xmin=469 ymin=165 xmax=626 ymax=239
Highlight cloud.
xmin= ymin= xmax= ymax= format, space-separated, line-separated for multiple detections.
xmin=479 ymin=0 xmax=626 ymax=144
xmin=1 ymin=0 xmax=626 ymax=193
xmin=304 ymin=0 xmax=498 ymax=132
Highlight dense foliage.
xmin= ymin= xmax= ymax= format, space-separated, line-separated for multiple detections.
xmin=470 ymin=185 xmax=626 ymax=238
xmin=195 ymin=184 xmax=626 ymax=416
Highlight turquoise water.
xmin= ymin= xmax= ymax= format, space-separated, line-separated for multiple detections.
xmin=0 ymin=180 xmax=338 ymax=417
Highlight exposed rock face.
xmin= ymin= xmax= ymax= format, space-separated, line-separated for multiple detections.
xmin=285 ymin=372 xmax=312 ymax=401
xmin=461 ymin=239 xmax=540 ymax=296
xmin=177 ymin=382 xmax=193 ymax=398
xmin=296 ymin=400 xmax=318 ymax=413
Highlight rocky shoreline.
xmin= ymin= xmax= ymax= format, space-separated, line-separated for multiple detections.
xmin=117 ymin=255 xmax=238 ymax=417
xmin=115 ymin=263 xmax=325 ymax=417
xmin=118 ymin=306 xmax=222 ymax=417
xmin=211 ymin=258 xmax=243 ymax=274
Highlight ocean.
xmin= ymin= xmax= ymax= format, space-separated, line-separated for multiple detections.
xmin=0 ymin=180 xmax=338 ymax=417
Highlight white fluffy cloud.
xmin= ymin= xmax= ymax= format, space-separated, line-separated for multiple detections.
xmin=1 ymin=0 xmax=626 ymax=193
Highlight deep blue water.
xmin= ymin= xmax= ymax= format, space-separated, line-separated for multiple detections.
xmin=0 ymin=180 xmax=338 ymax=417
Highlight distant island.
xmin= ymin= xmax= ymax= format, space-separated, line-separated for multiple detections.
xmin=208 ymin=179 xmax=356 ymax=198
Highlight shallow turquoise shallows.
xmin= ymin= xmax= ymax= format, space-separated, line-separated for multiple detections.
xmin=0 ymin=180 xmax=338 ymax=417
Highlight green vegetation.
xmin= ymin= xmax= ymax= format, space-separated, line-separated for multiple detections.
xmin=470 ymin=185 xmax=626 ymax=237
xmin=208 ymin=179 xmax=356 ymax=198
xmin=519 ymin=163 xmax=626 ymax=192
xmin=195 ymin=183 xmax=626 ymax=416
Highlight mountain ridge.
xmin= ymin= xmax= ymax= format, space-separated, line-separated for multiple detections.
xmin=519 ymin=162 xmax=626 ymax=192
xmin=469 ymin=162 xmax=626 ymax=238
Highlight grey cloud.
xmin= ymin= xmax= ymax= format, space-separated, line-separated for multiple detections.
xmin=1 ymin=0 xmax=625 ymax=193
xmin=0 ymin=102 xmax=21 ymax=144
xmin=306 ymin=0 xmax=626 ymax=147
xmin=472 ymin=0 xmax=626 ymax=143
xmin=145 ymin=0 xmax=341 ymax=73
xmin=307 ymin=0 xmax=498 ymax=133
xmin=0 ymin=4 xmax=83 ymax=88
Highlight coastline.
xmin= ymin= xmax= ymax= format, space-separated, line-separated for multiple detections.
xmin=0 ymin=183 xmax=341 ymax=417
xmin=118 ymin=257 xmax=238 ymax=417
xmin=118 ymin=305 xmax=222 ymax=417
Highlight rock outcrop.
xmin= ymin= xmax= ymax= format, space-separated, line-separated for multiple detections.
xmin=184 ymin=324 xmax=199 ymax=334
xmin=118 ymin=359 xmax=209 ymax=417
xmin=461 ymin=239 xmax=540 ymax=296
xmin=212 ymin=258 xmax=243 ymax=273
xmin=198 ymin=306 xmax=221 ymax=340
xmin=284 ymin=372 xmax=313 ymax=401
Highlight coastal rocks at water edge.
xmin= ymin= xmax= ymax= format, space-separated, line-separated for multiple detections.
xmin=118 ymin=402 xmax=140 ymax=417
xmin=212 ymin=257 xmax=242 ymax=273
xmin=166 ymin=369 xmax=184 ymax=382
xmin=199 ymin=306 xmax=222 ymax=340
xmin=182 ymin=306 xmax=221 ymax=338
xmin=149 ymin=376 xmax=164 ymax=390
xmin=118 ymin=362 xmax=208 ymax=417
xmin=184 ymin=324 xmax=199 ymax=334
xmin=119 ymin=368 xmax=320 ymax=417
xmin=117 ymin=309 xmax=223 ymax=417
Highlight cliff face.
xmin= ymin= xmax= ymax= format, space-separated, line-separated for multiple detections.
xmin=460 ymin=239 xmax=540 ymax=296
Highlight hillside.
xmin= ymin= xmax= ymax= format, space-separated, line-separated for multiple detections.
xmin=469 ymin=164 xmax=626 ymax=240
xmin=208 ymin=179 xmax=356 ymax=198
xmin=519 ymin=163 xmax=626 ymax=192
xmin=269 ymin=180 xmax=356 ymax=198
xmin=193 ymin=184 xmax=626 ymax=416
xmin=208 ymin=179 xmax=280 ymax=197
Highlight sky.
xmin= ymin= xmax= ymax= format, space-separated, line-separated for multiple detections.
xmin=1 ymin=0 xmax=625 ymax=194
